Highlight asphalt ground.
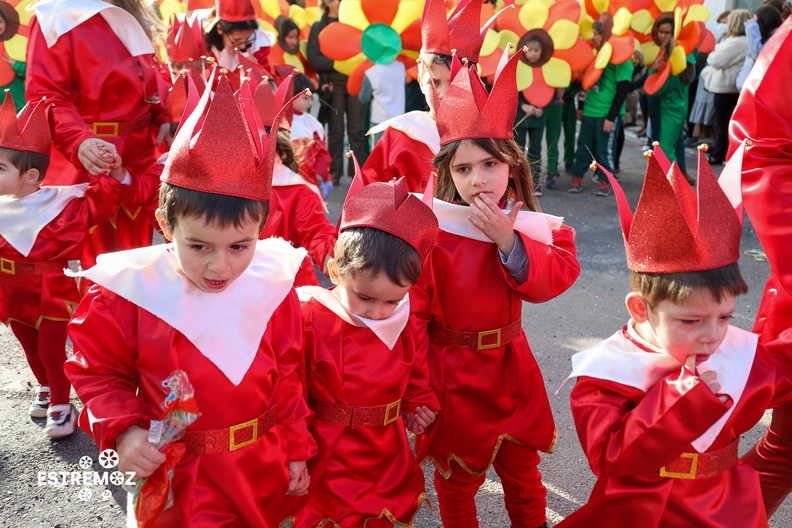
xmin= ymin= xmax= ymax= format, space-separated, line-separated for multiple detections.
xmin=0 ymin=126 xmax=789 ymax=527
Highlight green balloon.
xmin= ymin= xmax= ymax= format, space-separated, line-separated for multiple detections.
xmin=361 ymin=23 xmax=401 ymax=65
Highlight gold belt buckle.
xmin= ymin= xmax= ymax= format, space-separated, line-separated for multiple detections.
xmin=0 ymin=258 xmax=15 ymax=274
xmin=477 ymin=328 xmax=502 ymax=350
xmin=384 ymin=400 xmax=401 ymax=425
xmin=92 ymin=122 xmax=119 ymax=137
xmin=659 ymin=452 xmax=698 ymax=479
xmin=229 ymin=418 xmax=259 ymax=451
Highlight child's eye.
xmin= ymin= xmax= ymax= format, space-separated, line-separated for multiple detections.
xmin=483 ymin=161 xmax=497 ymax=168
xmin=388 ymin=300 xmax=400 ymax=305
xmin=720 ymin=315 xmax=734 ymax=321
xmin=680 ymin=319 xmax=699 ymax=325
xmin=357 ymin=295 xmax=372 ymax=302
xmin=231 ymin=244 xmax=249 ymax=251
xmin=189 ymin=244 xmax=206 ymax=251
xmin=455 ymin=166 xmax=470 ymax=174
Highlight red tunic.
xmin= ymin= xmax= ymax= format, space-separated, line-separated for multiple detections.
xmin=66 ymin=286 xmax=315 ymax=527
xmin=26 ymin=14 xmax=167 ymax=266
xmin=291 ymin=293 xmax=438 ymax=527
xmin=261 ymin=184 xmax=336 ymax=287
xmin=0 ymin=177 xmax=122 ymax=328
xmin=412 ymin=226 xmax=579 ymax=475
xmin=361 ymin=113 xmax=438 ymax=193
xmin=559 ymin=327 xmax=792 ymax=527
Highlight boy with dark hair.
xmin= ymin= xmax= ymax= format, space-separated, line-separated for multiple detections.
xmin=289 ymin=172 xmax=440 ymax=526
xmin=64 ymin=72 xmax=315 ymax=526
xmin=0 ymin=93 xmax=138 ymax=438
xmin=558 ymin=148 xmax=792 ymax=527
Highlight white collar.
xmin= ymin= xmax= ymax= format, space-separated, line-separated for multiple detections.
xmin=34 ymin=0 xmax=155 ymax=56
xmin=367 ymin=111 xmax=440 ymax=154
xmin=72 ymin=239 xmax=306 ymax=385
xmin=567 ymin=323 xmax=757 ymax=452
xmin=0 ymin=185 xmax=88 ymax=257
xmin=297 ymin=285 xmax=409 ymax=350
xmin=417 ymin=195 xmax=563 ymax=245
xmin=272 ymin=160 xmax=324 ymax=203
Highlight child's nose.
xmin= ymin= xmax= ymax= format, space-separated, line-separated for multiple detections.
xmin=208 ymin=252 xmax=230 ymax=274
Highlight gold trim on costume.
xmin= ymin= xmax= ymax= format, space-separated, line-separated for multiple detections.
xmin=313 ymin=492 xmax=431 ymax=528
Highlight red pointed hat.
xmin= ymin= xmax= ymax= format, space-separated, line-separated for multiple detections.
xmin=436 ymin=45 xmax=521 ymax=145
xmin=162 ymin=69 xmax=278 ymax=201
xmin=594 ymin=147 xmax=745 ymax=273
xmin=216 ymin=0 xmax=256 ymax=21
xmin=166 ymin=13 xmax=206 ymax=62
xmin=0 ymin=92 xmax=51 ymax=156
xmin=254 ymin=73 xmax=297 ymax=131
xmin=422 ymin=0 xmax=493 ymax=63
xmin=340 ymin=155 xmax=439 ymax=260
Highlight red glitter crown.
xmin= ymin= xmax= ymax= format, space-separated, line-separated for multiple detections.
xmin=0 ymin=92 xmax=51 ymax=156
xmin=422 ymin=0 xmax=496 ymax=63
xmin=596 ymin=147 xmax=745 ymax=273
xmin=162 ymin=69 xmax=290 ymax=201
xmin=436 ymin=45 xmax=521 ymax=145
xmin=254 ymin=70 xmax=296 ymax=131
xmin=166 ymin=13 xmax=206 ymax=63
xmin=216 ymin=0 xmax=256 ymax=21
xmin=341 ymin=155 xmax=438 ymax=260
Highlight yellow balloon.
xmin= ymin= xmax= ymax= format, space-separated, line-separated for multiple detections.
xmin=592 ymin=0 xmax=609 ymax=15
xmin=392 ymin=1 xmax=422 ymax=33
xmin=260 ymin=0 xmax=282 ymax=19
xmin=284 ymin=52 xmax=304 ymax=71
xmin=630 ymin=10 xmax=653 ymax=34
xmin=612 ymin=7 xmax=632 ymax=36
xmin=334 ymin=52 xmax=365 ymax=75
xmin=5 ymin=34 xmax=27 ymax=63
xmin=673 ymin=8 xmax=683 ymax=38
xmin=594 ymin=42 xmax=612 ymax=69
xmin=499 ymin=29 xmax=520 ymax=48
xmin=579 ymin=17 xmax=594 ymax=41
xmin=548 ymin=19 xmax=578 ymax=50
xmin=305 ymin=6 xmax=323 ymax=26
xmin=655 ymin=0 xmax=677 ymax=14
xmin=542 ymin=57 xmax=571 ymax=87
xmin=670 ymin=45 xmax=687 ymax=75
xmin=159 ymin=0 xmax=186 ymax=25
xmin=289 ymin=6 xmax=306 ymax=30
xmin=516 ymin=60 xmax=534 ymax=91
xmin=17 ymin=0 xmax=35 ymax=26
xmin=684 ymin=5 xmax=711 ymax=25
xmin=339 ymin=0 xmax=368 ymax=31
xmin=518 ymin=0 xmax=549 ymax=32
xmin=481 ymin=28 xmax=500 ymax=57
xmin=641 ymin=41 xmax=659 ymax=65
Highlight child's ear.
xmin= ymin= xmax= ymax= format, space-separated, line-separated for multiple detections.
xmin=326 ymin=258 xmax=340 ymax=285
xmin=23 ymin=168 xmax=40 ymax=185
xmin=154 ymin=209 xmax=173 ymax=242
xmin=625 ymin=292 xmax=650 ymax=323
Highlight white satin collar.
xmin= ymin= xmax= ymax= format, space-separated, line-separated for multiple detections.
xmin=34 ymin=0 xmax=155 ymax=56
xmin=416 ymin=195 xmax=563 ymax=245
xmin=297 ymin=285 xmax=409 ymax=350
xmin=72 ymin=239 xmax=306 ymax=385
xmin=0 ymin=185 xmax=88 ymax=257
xmin=367 ymin=111 xmax=440 ymax=154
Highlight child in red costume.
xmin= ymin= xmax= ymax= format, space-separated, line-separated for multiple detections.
xmin=0 ymin=95 xmax=140 ymax=438
xmin=255 ymin=75 xmax=336 ymax=286
xmin=360 ymin=0 xmax=493 ymax=192
xmin=290 ymin=73 xmax=332 ymax=198
xmin=412 ymin=48 xmax=580 ymax=528
xmin=64 ymin=71 xmax=315 ymax=527
xmin=290 ymin=172 xmax=441 ymax=527
xmin=729 ymin=18 xmax=792 ymax=518
xmin=558 ymin=148 xmax=792 ymax=528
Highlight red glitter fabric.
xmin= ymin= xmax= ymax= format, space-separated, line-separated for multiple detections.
xmin=216 ymin=0 xmax=256 ymax=22
xmin=436 ymin=47 xmax=521 ymax=145
xmin=421 ymin=0 xmax=485 ymax=63
xmin=0 ymin=93 xmax=51 ymax=156
xmin=255 ymin=73 xmax=295 ymax=131
xmin=620 ymin=152 xmax=742 ymax=273
xmin=165 ymin=14 xmax=205 ymax=63
xmin=162 ymin=72 xmax=274 ymax=201
xmin=340 ymin=176 xmax=439 ymax=260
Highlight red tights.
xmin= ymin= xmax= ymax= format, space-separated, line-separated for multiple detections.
xmin=10 ymin=319 xmax=71 ymax=405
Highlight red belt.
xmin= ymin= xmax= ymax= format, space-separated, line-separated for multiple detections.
xmin=659 ymin=438 xmax=739 ymax=479
xmin=88 ymin=113 xmax=151 ymax=138
xmin=182 ymin=407 xmax=276 ymax=455
xmin=0 ymin=258 xmax=68 ymax=276
xmin=310 ymin=397 xmax=401 ymax=428
xmin=428 ymin=320 xmax=522 ymax=351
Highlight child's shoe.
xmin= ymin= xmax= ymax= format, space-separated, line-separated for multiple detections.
xmin=29 ymin=385 xmax=50 ymax=418
xmin=545 ymin=172 xmax=559 ymax=189
xmin=533 ymin=188 xmax=543 ymax=197
xmin=45 ymin=404 xmax=77 ymax=438
xmin=567 ymin=178 xmax=583 ymax=193
xmin=595 ymin=181 xmax=611 ymax=197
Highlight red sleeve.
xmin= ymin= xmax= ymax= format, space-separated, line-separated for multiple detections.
xmin=361 ymin=130 xmax=401 ymax=187
xmin=270 ymin=290 xmax=317 ymax=461
xmin=119 ymin=162 xmax=164 ymax=211
xmin=291 ymin=192 xmax=336 ymax=270
xmin=408 ymin=259 xmax=438 ymax=395
xmin=503 ymin=224 xmax=580 ymax=303
xmin=26 ymin=19 xmax=94 ymax=168
xmin=65 ymin=287 xmax=150 ymax=451
xmin=400 ymin=325 xmax=441 ymax=413
xmin=79 ymin=176 xmax=125 ymax=228
xmin=253 ymin=46 xmax=272 ymax=76
xmin=570 ymin=371 xmax=732 ymax=477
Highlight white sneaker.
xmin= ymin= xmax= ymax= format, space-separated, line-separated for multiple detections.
xmin=29 ymin=385 xmax=50 ymax=418
xmin=45 ymin=404 xmax=77 ymax=438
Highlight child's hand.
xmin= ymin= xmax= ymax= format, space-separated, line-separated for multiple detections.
xmin=686 ymin=356 xmax=729 ymax=404
xmin=108 ymin=153 xmax=126 ymax=183
xmin=116 ymin=425 xmax=167 ymax=479
xmin=403 ymin=406 xmax=437 ymax=435
xmin=78 ymin=138 xmax=118 ymax=176
xmin=468 ymin=193 xmax=523 ymax=257
xmin=286 ymin=460 xmax=310 ymax=496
